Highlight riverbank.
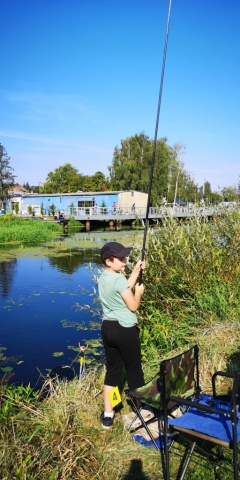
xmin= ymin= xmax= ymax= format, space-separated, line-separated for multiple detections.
xmin=1 ymin=208 xmax=239 ymax=478
xmin=1 ymin=321 xmax=239 ymax=479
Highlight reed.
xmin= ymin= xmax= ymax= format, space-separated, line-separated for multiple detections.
xmin=129 ymin=208 xmax=240 ymax=357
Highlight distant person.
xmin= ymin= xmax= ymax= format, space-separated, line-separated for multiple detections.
xmin=112 ymin=202 xmax=117 ymax=213
xmin=131 ymin=203 xmax=135 ymax=213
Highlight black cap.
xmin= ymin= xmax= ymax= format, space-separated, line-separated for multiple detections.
xmin=100 ymin=242 xmax=133 ymax=261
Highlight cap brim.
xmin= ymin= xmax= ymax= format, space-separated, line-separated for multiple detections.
xmin=116 ymin=247 xmax=133 ymax=257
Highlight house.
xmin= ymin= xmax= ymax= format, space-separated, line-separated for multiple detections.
xmin=4 ymin=183 xmax=27 ymax=213
xmin=20 ymin=190 xmax=148 ymax=217
xmin=10 ymin=183 xmax=27 ymax=195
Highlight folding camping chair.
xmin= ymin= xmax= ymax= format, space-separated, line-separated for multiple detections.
xmin=125 ymin=345 xmax=201 ymax=480
xmin=168 ymin=370 xmax=240 ymax=480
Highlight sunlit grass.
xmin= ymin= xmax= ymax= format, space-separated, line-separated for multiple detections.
xmin=1 ymin=331 xmax=239 ymax=480
xmin=0 ymin=216 xmax=62 ymax=245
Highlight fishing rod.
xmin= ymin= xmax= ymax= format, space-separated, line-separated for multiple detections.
xmin=140 ymin=0 xmax=173 ymax=278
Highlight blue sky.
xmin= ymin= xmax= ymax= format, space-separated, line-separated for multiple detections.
xmin=1 ymin=0 xmax=239 ymax=192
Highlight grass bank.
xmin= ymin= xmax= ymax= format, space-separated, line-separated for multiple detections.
xmin=0 ymin=216 xmax=63 ymax=245
xmin=1 ymin=322 xmax=239 ymax=480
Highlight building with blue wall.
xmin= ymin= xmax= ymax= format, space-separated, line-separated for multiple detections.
xmin=20 ymin=190 xmax=148 ymax=217
xmin=21 ymin=191 xmax=118 ymax=216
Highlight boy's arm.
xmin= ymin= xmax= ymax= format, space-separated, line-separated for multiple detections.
xmin=121 ymin=282 xmax=145 ymax=312
xmin=127 ymin=260 xmax=145 ymax=289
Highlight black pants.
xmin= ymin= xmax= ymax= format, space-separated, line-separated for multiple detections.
xmin=101 ymin=320 xmax=144 ymax=390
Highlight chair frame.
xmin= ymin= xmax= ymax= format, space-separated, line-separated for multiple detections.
xmin=125 ymin=344 xmax=200 ymax=480
xmin=169 ymin=370 xmax=240 ymax=480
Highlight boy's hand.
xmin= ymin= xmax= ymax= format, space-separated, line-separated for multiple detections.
xmin=134 ymin=260 xmax=146 ymax=274
xmin=135 ymin=282 xmax=145 ymax=295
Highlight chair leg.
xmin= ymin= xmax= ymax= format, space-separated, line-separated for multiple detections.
xmin=128 ymin=400 xmax=162 ymax=450
xmin=179 ymin=442 xmax=196 ymax=480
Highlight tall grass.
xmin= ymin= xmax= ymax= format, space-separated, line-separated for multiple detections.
xmin=1 ymin=342 xmax=239 ymax=480
xmin=0 ymin=216 xmax=62 ymax=244
xmin=131 ymin=209 xmax=240 ymax=356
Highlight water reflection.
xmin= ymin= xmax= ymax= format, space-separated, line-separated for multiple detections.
xmin=48 ymin=249 xmax=102 ymax=274
xmin=0 ymin=252 xmax=102 ymax=387
xmin=0 ymin=259 xmax=17 ymax=298
xmin=0 ymin=230 xmax=142 ymax=386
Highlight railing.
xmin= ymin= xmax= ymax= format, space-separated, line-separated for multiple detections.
xmin=68 ymin=205 xmax=214 ymax=217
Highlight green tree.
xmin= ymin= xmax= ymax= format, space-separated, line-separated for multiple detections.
xmin=23 ymin=182 xmax=40 ymax=193
xmin=41 ymin=163 xmax=84 ymax=193
xmin=0 ymin=144 xmax=15 ymax=209
xmin=108 ymin=133 xmax=176 ymax=205
xmin=23 ymin=182 xmax=31 ymax=192
xmin=82 ymin=171 xmax=109 ymax=192
xmin=203 ymin=181 xmax=212 ymax=204
xmin=221 ymin=185 xmax=239 ymax=202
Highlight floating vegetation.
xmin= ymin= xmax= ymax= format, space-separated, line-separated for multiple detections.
xmin=1 ymin=366 xmax=13 ymax=373
xmin=0 ymin=345 xmax=23 ymax=376
xmin=52 ymin=352 xmax=64 ymax=357
xmin=61 ymin=319 xmax=90 ymax=331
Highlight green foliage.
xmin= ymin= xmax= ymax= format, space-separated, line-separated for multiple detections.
xmin=135 ymin=209 xmax=240 ymax=355
xmin=13 ymin=202 xmax=19 ymax=214
xmin=82 ymin=171 xmax=110 ymax=191
xmin=41 ymin=163 xmax=84 ymax=194
xmin=109 ymin=133 xmax=176 ymax=204
xmin=0 ymin=382 xmax=38 ymax=419
xmin=0 ymin=216 xmax=62 ymax=244
xmin=41 ymin=163 xmax=110 ymax=194
xmin=0 ymin=144 xmax=15 ymax=207
xmin=49 ymin=203 xmax=56 ymax=216
xmin=108 ymin=134 xmax=201 ymax=204
xmin=28 ymin=205 xmax=33 ymax=215
xmin=68 ymin=216 xmax=82 ymax=233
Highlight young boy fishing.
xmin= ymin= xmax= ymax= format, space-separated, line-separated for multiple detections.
xmin=98 ymin=241 xmax=145 ymax=429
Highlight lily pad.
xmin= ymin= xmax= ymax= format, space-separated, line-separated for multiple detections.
xmin=1 ymin=366 xmax=13 ymax=373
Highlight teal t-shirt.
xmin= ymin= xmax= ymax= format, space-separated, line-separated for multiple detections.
xmin=98 ymin=270 xmax=138 ymax=327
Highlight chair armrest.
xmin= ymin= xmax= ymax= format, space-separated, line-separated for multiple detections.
xmin=169 ymin=395 xmax=232 ymax=417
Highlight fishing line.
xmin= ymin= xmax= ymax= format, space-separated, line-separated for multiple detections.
xmin=141 ymin=0 xmax=173 ymax=268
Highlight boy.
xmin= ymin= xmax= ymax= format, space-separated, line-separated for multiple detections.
xmin=98 ymin=241 xmax=145 ymax=429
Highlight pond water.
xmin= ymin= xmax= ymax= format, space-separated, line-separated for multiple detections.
xmin=0 ymin=231 xmax=140 ymax=387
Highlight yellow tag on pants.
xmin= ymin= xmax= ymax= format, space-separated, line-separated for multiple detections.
xmin=108 ymin=386 xmax=122 ymax=408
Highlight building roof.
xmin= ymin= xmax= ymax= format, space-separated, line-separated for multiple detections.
xmin=23 ymin=190 xmax=148 ymax=197
xmin=10 ymin=183 xmax=27 ymax=193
